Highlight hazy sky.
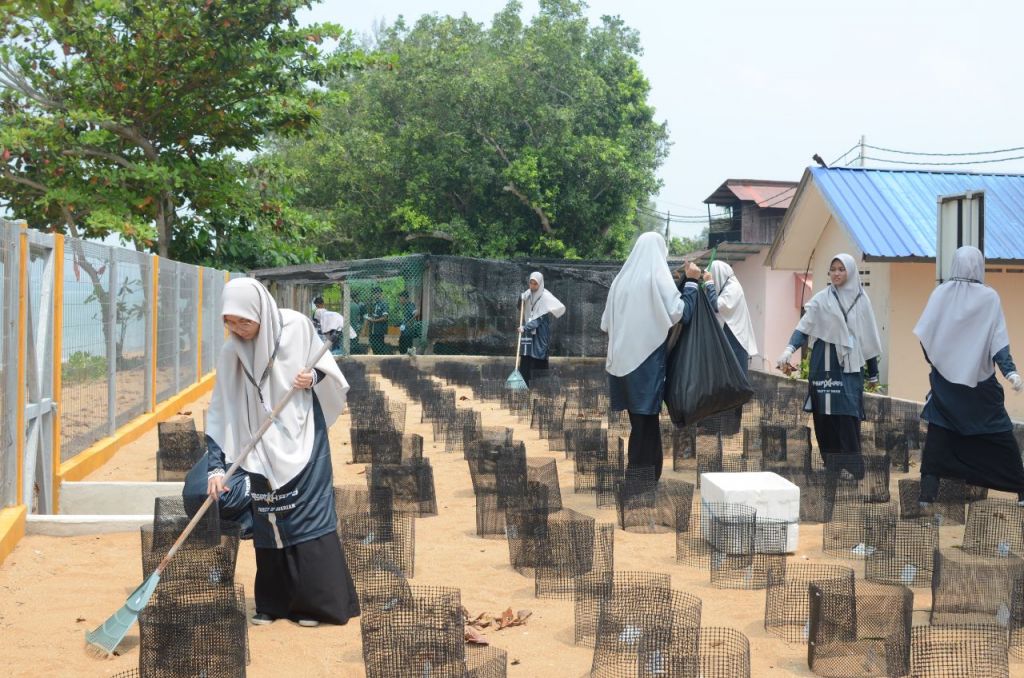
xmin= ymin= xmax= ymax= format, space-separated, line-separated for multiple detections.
xmin=299 ymin=0 xmax=1024 ymax=239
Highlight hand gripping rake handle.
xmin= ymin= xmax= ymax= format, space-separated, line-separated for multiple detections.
xmin=154 ymin=340 xmax=332 ymax=575
xmin=513 ymin=298 xmax=525 ymax=371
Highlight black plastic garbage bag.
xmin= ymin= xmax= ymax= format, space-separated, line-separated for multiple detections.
xmin=664 ymin=285 xmax=753 ymax=426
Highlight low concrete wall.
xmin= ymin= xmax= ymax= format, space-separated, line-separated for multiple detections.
xmin=26 ymin=514 xmax=151 ymax=536
xmin=59 ymin=481 xmax=184 ymax=515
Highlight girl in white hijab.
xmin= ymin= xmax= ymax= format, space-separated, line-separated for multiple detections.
xmin=206 ymin=278 xmax=360 ymax=627
xmin=517 ymin=271 xmax=566 ymax=385
xmin=602 ymin=232 xmax=700 ymax=480
xmin=702 ymin=260 xmax=758 ymax=372
xmin=912 ymin=246 xmax=1024 ymax=504
xmin=776 ymin=253 xmax=882 ymax=473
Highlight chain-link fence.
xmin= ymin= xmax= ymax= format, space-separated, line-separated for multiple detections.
xmin=0 ymin=221 xmax=236 ymax=482
xmin=253 ymin=255 xmax=624 ymax=358
xmin=61 ymin=238 xmax=112 ymax=459
xmin=0 ymin=223 xmax=16 ymax=507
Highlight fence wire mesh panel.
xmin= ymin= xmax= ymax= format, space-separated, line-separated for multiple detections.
xmin=156 ymin=258 xmax=180 ymax=403
xmin=201 ymin=267 xmax=222 ymax=375
xmin=60 ymin=237 xmax=112 ymax=459
xmin=0 ymin=223 xmax=12 ymax=503
xmin=112 ymin=248 xmax=149 ymax=429
xmin=252 ymin=255 xmax=622 ymax=356
xmin=177 ymin=262 xmax=200 ymax=389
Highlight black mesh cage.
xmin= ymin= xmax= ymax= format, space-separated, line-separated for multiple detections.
xmin=807 ymin=579 xmax=913 ymax=678
xmin=615 ymin=469 xmax=694 ymax=534
xmin=930 ymin=548 xmax=1024 ymax=633
xmin=666 ymin=627 xmax=751 ymax=678
xmin=142 ymin=497 xmax=241 ymax=589
xmin=962 ymin=498 xmax=1024 ymax=558
xmin=573 ymin=571 xmax=670 ymax=648
xmin=155 ymin=417 xmax=205 ymax=481
xmin=368 ymin=458 xmax=438 ymax=516
xmin=354 ymin=556 xmax=413 ymax=614
xmin=338 ymin=511 xmax=416 ymax=582
xmin=360 ymin=586 xmax=469 ymax=678
xmin=909 ymin=624 xmax=1009 ymax=678
xmin=899 ymin=478 xmax=966 ymax=525
xmin=138 ymin=581 xmax=249 ymax=678
xmin=572 ymin=429 xmax=612 ymax=493
xmin=589 ymin=587 xmax=702 ymax=678
xmin=533 ymin=518 xmax=614 ymax=599
xmin=823 ymin=498 xmax=896 ymax=559
xmin=350 ymin=429 xmax=423 ymax=465
xmin=764 ymin=562 xmax=856 ymax=643
xmin=864 ymin=517 xmax=937 ymax=589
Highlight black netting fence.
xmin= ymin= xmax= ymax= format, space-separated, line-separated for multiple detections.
xmin=253 ymin=255 xmax=623 ymax=357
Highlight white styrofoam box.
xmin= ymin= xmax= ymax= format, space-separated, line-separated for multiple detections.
xmin=700 ymin=472 xmax=800 ymax=552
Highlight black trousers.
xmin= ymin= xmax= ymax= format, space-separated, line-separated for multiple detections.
xmin=812 ymin=411 xmax=864 ymax=479
xmin=627 ymin=411 xmax=663 ymax=481
xmin=255 ymin=531 xmax=361 ymax=625
xmin=519 ymin=355 xmax=548 ymax=387
xmin=920 ymin=423 xmax=1024 ymax=502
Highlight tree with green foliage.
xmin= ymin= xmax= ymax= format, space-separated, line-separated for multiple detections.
xmin=669 ymin=227 xmax=708 ymax=257
xmin=269 ymin=0 xmax=669 ymax=260
xmin=0 ymin=0 xmax=358 ymax=269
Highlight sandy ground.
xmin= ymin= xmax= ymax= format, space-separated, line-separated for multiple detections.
xmin=1 ymin=367 xmax=1022 ymax=677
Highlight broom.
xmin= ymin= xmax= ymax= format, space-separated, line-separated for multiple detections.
xmin=85 ymin=340 xmax=333 ymax=657
xmin=505 ymin=298 xmax=528 ymax=391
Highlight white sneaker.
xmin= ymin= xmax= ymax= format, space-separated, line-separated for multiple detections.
xmin=297 ymin=619 xmax=320 ymax=628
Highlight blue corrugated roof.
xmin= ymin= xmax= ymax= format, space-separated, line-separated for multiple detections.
xmin=810 ymin=166 xmax=1024 ymax=260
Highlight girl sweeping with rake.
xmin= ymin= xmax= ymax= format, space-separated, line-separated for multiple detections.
xmin=517 ymin=271 xmax=566 ymax=386
xmin=207 ymin=278 xmax=360 ymax=627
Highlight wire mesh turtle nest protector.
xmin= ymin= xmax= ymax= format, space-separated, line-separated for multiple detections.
xmin=360 ymin=585 xmax=508 ymax=678
xmin=807 ymin=579 xmax=913 ymax=677
xmin=142 ymin=497 xmax=241 ymax=589
xmin=134 ymin=581 xmax=250 ymax=678
xmin=764 ymin=563 xmax=856 ymax=643
xmin=155 ymin=416 xmax=206 ymax=481
xmin=675 ymin=501 xmax=787 ymax=590
xmin=909 ymin=625 xmax=1010 ymax=678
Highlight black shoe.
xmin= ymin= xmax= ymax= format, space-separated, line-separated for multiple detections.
xmin=251 ymin=613 xmax=276 ymax=626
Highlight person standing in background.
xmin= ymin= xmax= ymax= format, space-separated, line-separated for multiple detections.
xmin=518 ymin=272 xmax=566 ymax=385
xmin=365 ymin=286 xmax=390 ymax=355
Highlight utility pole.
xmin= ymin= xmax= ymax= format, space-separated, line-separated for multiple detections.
xmin=859 ymin=134 xmax=866 ymax=167
xmin=665 ymin=210 xmax=671 ymax=240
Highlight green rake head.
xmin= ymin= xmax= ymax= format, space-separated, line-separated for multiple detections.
xmin=505 ymin=369 xmax=528 ymax=391
xmin=85 ymin=571 xmax=161 ymax=657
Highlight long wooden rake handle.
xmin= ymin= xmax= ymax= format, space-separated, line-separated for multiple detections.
xmin=514 ymin=299 xmax=525 ymax=371
xmin=154 ymin=340 xmax=333 ymax=574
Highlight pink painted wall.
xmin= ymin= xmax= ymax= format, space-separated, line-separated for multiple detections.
xmin=726 ymin=248 xmax=802 ymax=373
xmin=888 ymin=262 xmax=1024 ymax=421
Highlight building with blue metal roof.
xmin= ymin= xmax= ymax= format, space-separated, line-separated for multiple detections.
xmin=768 ymin=166 xmax=1024 ymax=420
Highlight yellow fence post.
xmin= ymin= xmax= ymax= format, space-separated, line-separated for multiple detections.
xmin=196 ymin=266 xmax=203 ymax=380
xmin=15 ymin=227 xmax=27 ymax=506
xmin=51 ymin=234 xmax=64 ymax=513
xmin=151 ymin=256 xmax=159 ymax=412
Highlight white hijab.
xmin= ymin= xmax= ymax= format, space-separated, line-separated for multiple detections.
xmin=913 ymin=246 xmax=1009 ymax=387
xmin=708 ymin=261 xmax=758 ymax=357
xmin=601 ymin=232 xmax=682 ymax=377
xmin=796 ymin=253 xmax=882 ymax=373
xmin=524 ymin=272 xmax=566 ymax=322
xmin=208 ymin=278 xmax=349 ymax=489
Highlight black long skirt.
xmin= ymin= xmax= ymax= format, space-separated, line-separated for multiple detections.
xmin=254 ymin=530 xmax=361 ymax=624
xmin=920 ymin=422 xmax=1024 ymax=496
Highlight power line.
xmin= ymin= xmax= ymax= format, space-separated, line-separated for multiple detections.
xmin=862 ymin=154 xmax=1024 ymax=167
xmin=864 ymin=143 xmax=1024 ymax=158
xmin=829 ymin=143 xmax=861 ymax=166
